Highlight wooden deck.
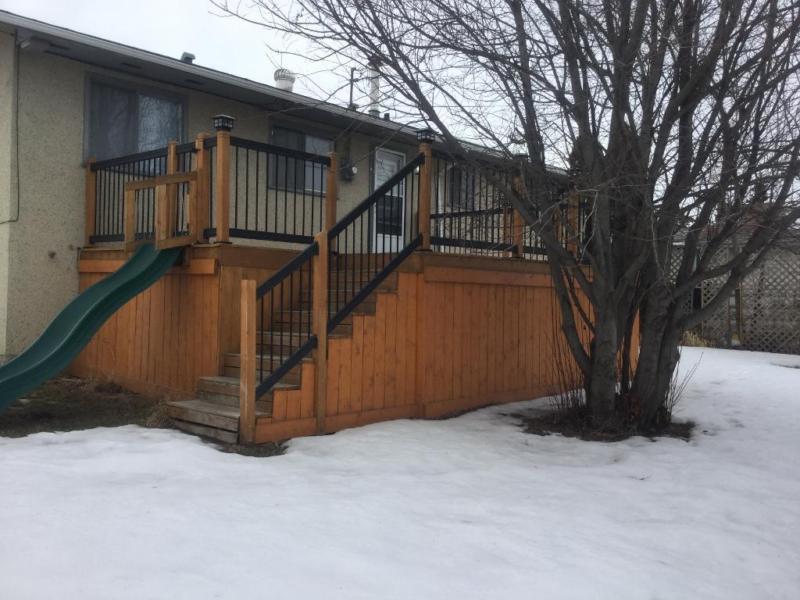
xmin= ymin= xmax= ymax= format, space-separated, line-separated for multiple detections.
xmin=74 ymin=133 xmax=601 ymax=444
xmin=71 ymin=246 xmax=591 ymax=443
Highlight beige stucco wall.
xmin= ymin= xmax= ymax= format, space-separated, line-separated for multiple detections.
xmin=0 ymin=44 xmax=417 ymax=357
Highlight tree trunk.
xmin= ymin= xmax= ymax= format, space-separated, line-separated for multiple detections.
xmin=631 ymin=284 xmax=684 ymax=429
xmin=585 ymin=304 xmax=618 ymax=423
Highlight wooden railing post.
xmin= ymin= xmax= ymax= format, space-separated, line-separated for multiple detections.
xmin=511 ymin=172 xmax=525 ymax=258
xmin=166 ymin=141 xmax=178 ymax=239
xmin=418 ymin=139 xmax=433 ymax=250
xmin=123 ymin=189 xmax=135 ymax=253
xmin=240 ymin=279 xmax=257 ymax=443
xmin=503 ymin=205 xmax=513 ymax=257
xmin=325 ymin=152 xmax=338 ymax=230
xmin=566 ymin=189 xmax=579 ymax=257
xmin=194 ymin=133 xmax=210 ymax=242
xmin=155 ymin=183 xmax=169 ymax=247
xmin=166 ymin=140 xmax=178 ymax=173
xmin=215 ymin=129 xmax=231 ymax=242
xmin=312 ymin=230 xmax=329 ymax=434
xmin=84 ymin=158 xmax=96 ymax=246
xmin=512 ymin=209 xmax=524 ymax=258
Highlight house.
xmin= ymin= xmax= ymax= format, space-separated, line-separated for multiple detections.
xmin=0 ymin=10 xmax=592 ymax=443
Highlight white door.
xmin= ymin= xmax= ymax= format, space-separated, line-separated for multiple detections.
xmin=373 ymin=148 xmax=406 ymax=252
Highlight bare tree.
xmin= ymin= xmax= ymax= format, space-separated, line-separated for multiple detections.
xmin=215 ymin=0 xmax=800 ymax=431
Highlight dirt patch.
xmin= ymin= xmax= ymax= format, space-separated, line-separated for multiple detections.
xmin=1 ymin=377 xmax=287 ymax=457
xmin=513 ymin=410 xmax=695 ymax=442
xmin=211 ymin=441 xmax=286 ymax=457
xmin=0 ymin=377 xmax=163 ymax=438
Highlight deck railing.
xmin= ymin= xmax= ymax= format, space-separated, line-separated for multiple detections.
xmin=430 ymin=153 xmax=516 ymax=257
xmin=225 ymin=137 xmax=330 ymax=243
xmin=428 ymin=153 xmax=591 ymax=262
xmin=85 ymin=133 xmax=330 ymax=247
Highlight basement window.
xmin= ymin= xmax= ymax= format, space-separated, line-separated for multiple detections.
xmin=271 ymin=126 xmax=333 ymax=193
xmin=87 ymin=79 xmax=185 ymax=160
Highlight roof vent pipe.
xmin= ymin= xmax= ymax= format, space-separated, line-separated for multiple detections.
xmin=180 ymin=52 xmax=195 ymax=64
xmin=274 ymin=68 xmax=296 ymax=92
xmin=366 ymin=58 xmax=381 ymax=117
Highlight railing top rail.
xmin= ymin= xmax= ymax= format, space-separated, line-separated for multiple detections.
xmin=176 ymin=141 xmax=197 ymax=154
xmin=256 ymin=241 xmax=318 ymax=298
xmin=431 ymin=149 xmax=514 ymax=169
xmin=328 ymin=152 xmax=424 ymax=240
xmin=124 ymin=171 xmax=198 ymax=192
xmin=92 ymin=147 xmax=170 ymax=170
xmin=91 ymin=142 xmax=198 ymax=171
xmin=431 ymin=206 xmax=505 ymax=218
xmin=229 ymin=136 xmax=331 ymax=166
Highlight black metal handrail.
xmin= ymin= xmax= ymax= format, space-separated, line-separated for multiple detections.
xmin=254 ymin=242 xmax=318 ymax=397
xmin=327 ymin=152 xmax=424 ymax=332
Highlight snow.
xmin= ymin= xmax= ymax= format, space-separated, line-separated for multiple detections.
xmin=1 ymin=347 xmax=799 ymax=599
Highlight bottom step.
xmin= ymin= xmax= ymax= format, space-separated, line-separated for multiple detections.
xmin=167 ymin=399 xmax=270 ymax=444
xmin=172 ymin=419 xmax=238 ymax=444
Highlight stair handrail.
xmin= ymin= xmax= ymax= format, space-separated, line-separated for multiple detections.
xmin=239 ymin=148 xmax=430 ymax=441
xmin=326 ymin=152 xmax=426 ymax=331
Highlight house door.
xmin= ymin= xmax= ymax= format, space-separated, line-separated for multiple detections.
xmin=373 ymin=148 xmax=406 ymax=252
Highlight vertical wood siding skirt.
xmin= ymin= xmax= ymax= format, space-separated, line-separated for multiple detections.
xmin=70 ymin=250 xmax=631 ymax=444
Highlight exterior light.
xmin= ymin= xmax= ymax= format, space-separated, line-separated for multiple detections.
xmin=416 ymin=128 xmax=436 ymax=144
xmin=212 ymin=114 xmax=235 ymax=132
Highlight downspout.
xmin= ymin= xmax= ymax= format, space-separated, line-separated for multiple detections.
xmin=0 ymin=29 xmax=20 ymax=226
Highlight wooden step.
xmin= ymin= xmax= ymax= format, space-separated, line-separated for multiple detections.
xmin=196 ymin=375 xmax=297 ymax=405
xmin=300 ymin=297 xmax=379 ymax=314
xmin=167 ymin=399 xmax=272 ymax=444
xmin=222 ymin=353 xmax=307 ymax=383
xmin=168 ymin=399 xmax=242 ymax=432
xmin=172 ymin=419 xmax=238 ymax=444
xmin=255 ymin=331 xmax=349 ymax=352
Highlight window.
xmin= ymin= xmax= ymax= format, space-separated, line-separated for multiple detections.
xmin=271 ymin=126 xmax=333 ymax=193
xmin=87 ymin=80 xmax=184 ymax=159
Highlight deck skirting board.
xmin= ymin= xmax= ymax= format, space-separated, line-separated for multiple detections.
xmin=69 ymin=247 xmax=622 ymax=443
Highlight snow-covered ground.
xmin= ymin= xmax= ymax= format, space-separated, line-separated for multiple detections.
xmin=1 ymin=347 xmax=799 ymax=599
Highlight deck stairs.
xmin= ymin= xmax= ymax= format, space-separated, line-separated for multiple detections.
xmin=167 ymin=271 xmax=398 ymax=443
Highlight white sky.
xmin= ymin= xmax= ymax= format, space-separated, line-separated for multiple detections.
xmin=0 ymin=0 xmax=350 ymax=104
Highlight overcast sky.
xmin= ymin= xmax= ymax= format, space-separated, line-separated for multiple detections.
xmin=0 ymin=0 xmax=350 ymax=103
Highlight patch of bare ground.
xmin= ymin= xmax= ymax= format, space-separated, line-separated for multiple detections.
xmin=0 ymin=377 xmax=285 ymax=457
xmin=513 ymin=408 xmax=695 ymax=442
xmin=0 ymin=377 xmax=162 ymax=438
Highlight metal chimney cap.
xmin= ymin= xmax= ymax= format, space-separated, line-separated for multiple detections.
xmin=180 ymin=52 xmax=195 ymax=64
xmin=274 ymin=68 xmax=296 ymax=91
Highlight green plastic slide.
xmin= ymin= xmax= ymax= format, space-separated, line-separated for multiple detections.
xmin=0 ymin=244 xmax=182 ymax=411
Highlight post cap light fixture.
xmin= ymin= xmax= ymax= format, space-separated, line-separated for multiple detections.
xmin=212 ymin=114 xmax=236 ymax=132
xmin=416 ymin=128 xmax=436 ymax=144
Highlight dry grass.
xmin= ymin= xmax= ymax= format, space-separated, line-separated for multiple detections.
xmin=0 ymin=377 xmax=164 ymax=438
